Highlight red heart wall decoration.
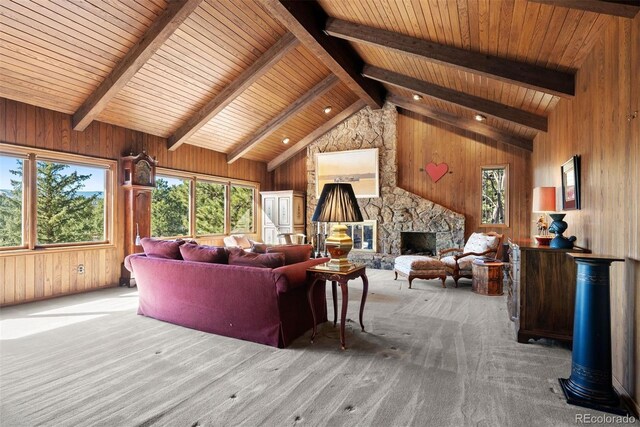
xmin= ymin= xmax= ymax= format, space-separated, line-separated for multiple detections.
xmin=425 ymin=162 xmax=449 ymax=183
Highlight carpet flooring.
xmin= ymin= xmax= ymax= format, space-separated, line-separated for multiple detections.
xmin=0 ymin=269 xmax=631 ymax=427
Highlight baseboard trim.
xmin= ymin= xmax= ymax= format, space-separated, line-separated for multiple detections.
xmin=614 ymin=376 xmax=639 ymax=418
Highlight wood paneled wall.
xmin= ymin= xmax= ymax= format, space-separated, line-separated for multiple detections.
xmin=0 ymin=98 xmax=272 ymax=305
xmin=272 ymin=149 xmax=307 ymax=192
xmin=396 ymin=111 xmax=531 ymax=241
xmin=532 ymin=14 xmax=639 ymax=413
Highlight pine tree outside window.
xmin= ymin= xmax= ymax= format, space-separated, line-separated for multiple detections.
xmin=0 ymin=154 xmax=25 ymax=248
xmin=35 ymin=160 xmax=106 ymax=245
xmin=196 ymin=180 xmax=226 ymax=235
xmin=230 ymin=185 xmax=254 ymax=233
xmin=151 ymin=175 xmax=190 ymax=238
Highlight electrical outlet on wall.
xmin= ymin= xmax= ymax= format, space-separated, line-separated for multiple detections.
xmin=77 ymin=264 xmax=85 ymax=274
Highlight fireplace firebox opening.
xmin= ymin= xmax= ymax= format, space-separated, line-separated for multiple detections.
xmin=400 ymin=232 xmax=437 ymax=256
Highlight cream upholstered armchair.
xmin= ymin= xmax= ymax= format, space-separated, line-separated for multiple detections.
xmin=277 ymin=233 xmax=306 ymax=245
xmin=439 ymin=232 xmax=503 ymax=287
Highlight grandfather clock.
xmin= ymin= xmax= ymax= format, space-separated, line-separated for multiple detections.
xmin=120 ymin=151 xmax=157 ymax=287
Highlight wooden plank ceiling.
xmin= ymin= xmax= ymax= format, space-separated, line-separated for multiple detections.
xmin=1 ymin=0 xmax=630 ymax=166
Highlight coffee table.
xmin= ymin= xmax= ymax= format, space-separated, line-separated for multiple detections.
xmin=306 ymin=263 xmax=368 ymax=350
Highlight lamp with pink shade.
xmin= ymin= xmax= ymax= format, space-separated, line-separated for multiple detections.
xmin=532 ymin=186 xmax=556 ymax=245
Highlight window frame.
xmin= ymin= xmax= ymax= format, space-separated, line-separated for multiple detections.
xmin=153 ymin=167 xmax=259 ymax=239
xmin=195 ymin=178 xmax=228 ymax=237
xmin=328 ymin=220 xmax=377 ymax=252
xmin=229 ymin=183 xmax=256 ymax=234
xmin=151 ymin=173 xmax=192 ymax=240
xmin=0 ymin=143 xmax=116 ymax=252
xmin=0 ymin=152 xmax=28 ymax=250
xmin=480 ymin=164 xmax=510 ymax=228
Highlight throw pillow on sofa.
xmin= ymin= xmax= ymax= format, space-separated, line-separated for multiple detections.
xmin=267 ymin=244 xmax=313 ymax=265
xmin=228 ymin=248 xmax=285 ymax=269
xmin=140 ymin=237 xmax=183 ymax=260
xmin=250 ymin=241 xmax=268 ymax=253
xmin=180 ymin=243 xmax=228 ymax=264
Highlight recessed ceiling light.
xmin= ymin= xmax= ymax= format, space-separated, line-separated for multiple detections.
xmin=412 ymin=94 xmax=422 ymax=101
xmin=323 ymin=106 xmax=332 ymax=114
xmin=474 ymin=114 xmax=486 ymax=122
xmin=282 ymin=137 xmax=290 ymax=144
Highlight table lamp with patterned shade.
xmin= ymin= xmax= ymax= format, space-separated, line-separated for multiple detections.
xmin=312 ymin=183 xmax=364 ymax=268
xmin=532 ymin=186 xmax=556 ymax=245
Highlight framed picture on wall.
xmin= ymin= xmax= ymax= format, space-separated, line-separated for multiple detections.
xmin=561 ymin=155 xmax=581 ymax=210
xmin=315 ymin=148 xmax=379 ymax=198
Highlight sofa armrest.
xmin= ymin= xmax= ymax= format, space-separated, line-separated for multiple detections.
xmin=124 ymin=253 xmax=146 ymax=272
xmin=273 ymin=258 xmax=329 ymax=293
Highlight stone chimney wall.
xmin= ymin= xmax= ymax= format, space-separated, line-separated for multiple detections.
xmin=306 ymin=102 xmax=464 ymax=269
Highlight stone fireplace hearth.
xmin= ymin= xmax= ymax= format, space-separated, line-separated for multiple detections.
xmin=306 ymin=102 xmax=464 ymax=270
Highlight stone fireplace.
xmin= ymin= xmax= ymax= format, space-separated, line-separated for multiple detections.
xmin=306 ymin=102 xmax=464 ymax=269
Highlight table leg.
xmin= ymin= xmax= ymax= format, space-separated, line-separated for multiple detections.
xmin=340 ymin=280 xmax=349 ymax=350
xmin=307 ymin=278 xmax=320 ymax=343
xmin=359 ymin=273 xmax=368 ymax=332
xmin=331 ymin=280 xmax=338 ymax=326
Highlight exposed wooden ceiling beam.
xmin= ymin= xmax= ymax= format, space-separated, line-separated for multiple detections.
xmin=167 ymin=33 xmax=299 ymax=151
xmin=260 ymin=0 xmax=385 ymax=109
xmin=72 ymin=0 xmax=203 ymax=131
xmin=267 ymin=100 xmax=367 ymax=171
xmin=363 ymin=65 xmax=548 ymax=132
xmin=324 ymin=18 xmax=575 ymax=98
xmin=388 ymin=95 xmax=533 ymax=152
xmin=529 ymin=0 xmax=640 ymax=18
xmin=227 ymin=74 xmax=339 ymax=164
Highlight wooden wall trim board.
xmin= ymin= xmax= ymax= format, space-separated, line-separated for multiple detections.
xmin=167 ymin=32 xmax=300 ymax=151
xmin=325 ymin=18 xmax=575 ymax=98
xmin=531 ymin=14 xmax=639 ymax=414
xmin=0 ymin=97 xmax=272 ymax=306
xmin=72 ymin=0 xmax=204 ymax=131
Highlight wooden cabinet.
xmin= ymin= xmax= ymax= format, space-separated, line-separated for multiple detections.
xmin=260 ymin=190 xmax=305 ymax=245
xmin=507 ymin=240 xmax=589 ymax=343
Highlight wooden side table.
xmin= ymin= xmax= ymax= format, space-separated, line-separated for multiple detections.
xmin=472 ymin=258 xmax=503 ymax=296
xmin=306 ymin=263 xmax=368 ymax=350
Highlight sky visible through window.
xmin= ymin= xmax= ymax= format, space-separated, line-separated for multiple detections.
xmin=0 ymin=156 xmax=105 ymax=192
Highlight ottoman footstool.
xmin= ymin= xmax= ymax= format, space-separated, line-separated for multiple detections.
xmin=394 ymin=255 xmax=447 ymax=289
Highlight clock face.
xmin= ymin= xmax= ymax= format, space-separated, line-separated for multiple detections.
xmin=135 ymin=160 xmax=152 ymax=185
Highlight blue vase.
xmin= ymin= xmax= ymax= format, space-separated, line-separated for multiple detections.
xmin=548 ymin=213 xmax=576 ymax=249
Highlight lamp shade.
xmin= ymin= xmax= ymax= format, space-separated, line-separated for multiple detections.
xmin=312 ymin=183 xmax=363 ymax=223
xmin=532 ymin=186 xmax=556 ymax=212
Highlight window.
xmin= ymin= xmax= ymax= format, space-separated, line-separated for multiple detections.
xmin=0 ymin=154 xmax=25 ymax=248
xmin=196 ymin=181 xmax=225 ymax=235
xmin=149 ymin=168 xmax=259 ymax=239
xmin=481 ymin=165 xmax=509 ymax=226
xmin=151 ymin=175 xmax=190 ymax=238
xmin=36 ymin=160 xmax=107 ymax=244
xmin=0 ymin=144 xmax=115 ymax=251
xmin=329 ymin=220 xmax=376 ymax=252
xmin=230 ymin=184 xmax=254 ymax=233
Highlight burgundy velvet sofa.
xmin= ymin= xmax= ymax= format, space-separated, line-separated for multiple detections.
xmin=125 ymin=253 xmax=329 ymax=348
